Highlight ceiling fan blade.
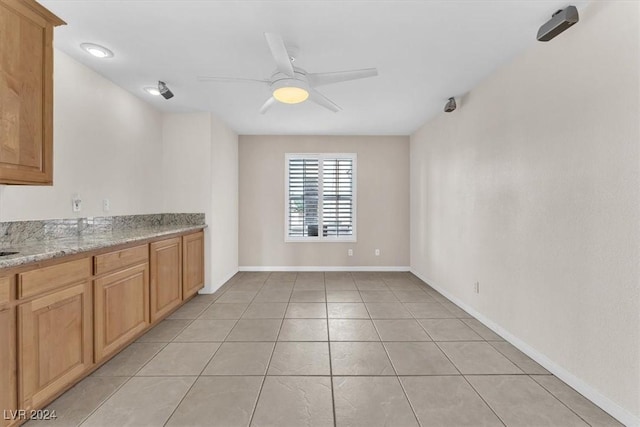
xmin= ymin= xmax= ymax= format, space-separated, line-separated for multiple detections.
xmin=259 ymin=96 xmax=277 ymax=114
xmin=197 ymin=76 xmax=269 ymax=84
xmin=264 ymin=32 xmax=294 ymax=77
xmin=309 ymin=89 xmax=341 ymax=113
xmin=307 ymin=68 xmax=378 ymax=87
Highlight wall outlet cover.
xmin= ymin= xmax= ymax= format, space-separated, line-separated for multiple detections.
xmin=72 ymin=195 xmax=82 ymax=212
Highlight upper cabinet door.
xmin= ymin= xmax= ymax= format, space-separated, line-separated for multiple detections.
xmin=0 ymin=0 xmax=64 ymax=185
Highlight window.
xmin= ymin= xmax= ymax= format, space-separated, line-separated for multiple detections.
xmin=285 ymin=153 xmax=356 ymax=241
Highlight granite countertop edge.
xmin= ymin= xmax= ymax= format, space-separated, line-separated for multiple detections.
xmin=0 ymin=224 xmax=207 ymax=270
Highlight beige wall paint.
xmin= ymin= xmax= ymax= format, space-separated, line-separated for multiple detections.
xmin=0 ymin=50 xmax=164 ymax=220
xmin=410 ymin=1 xmax=639 ymax=424
xmin=163 ymin=113 xmax=239 ymax=292
xmin=239 ymin=135 xmax=409 ymax=268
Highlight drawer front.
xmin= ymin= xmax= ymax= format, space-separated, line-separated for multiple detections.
xmin=0 ymin=276 xmax=11 ymax=306
xmin=19 ymin=258 xmax=91 ymax=299
xmin=94 ymin=244 xmax=148 ymax=275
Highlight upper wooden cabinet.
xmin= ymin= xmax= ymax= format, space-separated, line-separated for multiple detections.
xmin=0 ymin=0 xmax=65 ymax=185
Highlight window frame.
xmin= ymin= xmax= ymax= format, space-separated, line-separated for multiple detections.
xmin=284 ymin=152 xmax=357 ymax=243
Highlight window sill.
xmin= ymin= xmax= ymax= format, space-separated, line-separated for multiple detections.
xmin=285 ymin=237 xmax=357 ymax=243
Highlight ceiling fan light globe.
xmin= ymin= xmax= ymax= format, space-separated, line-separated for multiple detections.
xmin=273 ymin=86 xmax=309 ymax=104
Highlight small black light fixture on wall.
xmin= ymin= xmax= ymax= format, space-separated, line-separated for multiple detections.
xmin=444 ymin=97 xmax=457 ymax=113
xmin=537 ymin=6 xmax=579 ymax=42
xmin=158 ymin=81 xmax=174 ymax=99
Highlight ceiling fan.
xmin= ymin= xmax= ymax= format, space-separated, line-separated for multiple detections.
xmin=198 ymin=33 xmax=378 ymax=114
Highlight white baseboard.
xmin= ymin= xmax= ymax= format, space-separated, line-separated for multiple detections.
xmin=200 ymin=269 xmax=239 ymax=294
xmin=239 ymin=266 xmax=410 ymax=272
xmin=410 ymin=269 xmax=639 ymax=427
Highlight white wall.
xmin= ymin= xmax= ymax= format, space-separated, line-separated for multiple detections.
xmin=239 ymin=135 xmax=410 ymax=269
xmin=161 ymin=113 xmax=213 ymax=290
xmin=0 ymin=50 xmax=164 ymax=221
xmin=162 ymin=113 xmax=238 ymax=292
xmin=209 ymin=115 xmax=239 ymax=289
xmin=410 ymin=1 xmax=639 ymax=425
xmin=0 ymin=50 xmax=239 ymax=293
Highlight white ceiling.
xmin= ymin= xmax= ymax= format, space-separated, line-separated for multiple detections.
xmin=42 ymin=0 xmax=589 ymax=135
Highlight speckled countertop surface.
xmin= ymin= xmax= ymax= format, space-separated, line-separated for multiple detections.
xmin=0 ymin=224 xmax=206 ymax=270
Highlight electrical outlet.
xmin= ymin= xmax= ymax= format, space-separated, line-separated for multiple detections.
xmin=103 ymin=198 xmax=110 ymax=212
xmin=375 ymin=249 xmax=380 ymax=256
xmin=348 ymin=249 xmax=353 ymax=257
xmin=72 ymin=194 xmax=82 ymax=213
xmin=474 ymin=281 xmax=480 ymax=294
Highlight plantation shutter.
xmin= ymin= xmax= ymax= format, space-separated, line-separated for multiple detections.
xmin=287 ymin=158 xmax=319 ymax=237
xmin=322 ymin=158 xmax=353 ymax=237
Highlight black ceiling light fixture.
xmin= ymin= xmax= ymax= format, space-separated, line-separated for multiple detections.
xmin=537 ymin=6 xmax=579 ymax=42
xmin=158 ymin=81 xmax=174 ymax=99
xmin=444 ymin=97 xmax=456 ymax=113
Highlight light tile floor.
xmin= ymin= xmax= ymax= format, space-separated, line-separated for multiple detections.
xmin=28 ymin=272 xmax=622 ymax=427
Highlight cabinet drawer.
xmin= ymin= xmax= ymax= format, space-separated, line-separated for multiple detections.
xmin=19 ymin=258 xmax=91 ymax=299
xmin=94 ymin=244 xmax=148 ymax=275
xmin=0 ymin=276 xmax=10 ymax=306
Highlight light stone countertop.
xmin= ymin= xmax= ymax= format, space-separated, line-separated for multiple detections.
xmin=0 ymin=224 xmax=206 ymax=270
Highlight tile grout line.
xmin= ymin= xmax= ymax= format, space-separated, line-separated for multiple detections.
xmin=167 ymin=271 xmax=271 ymax=427
xmin=77 ymin=338 xmax=173 ymax=426
xmin=73 ymin=272 xmax=578 ymax=427
xmin=75 ymin=375 xmax=136 ymax=426
xmin=146 ymin=295 xmax=222 ymax=427
xmin=432 ymin=340 xmax=508 ymax=427
xmin=76 ymin=292 xmax=220 ymax=426
xmin=529 ymin=374 xmax=598 ymax=427
xmin=160 ymin=294 xmax=244 ymax=426
xmin=375 ymin=274 xmax=422 ymax=427
xmin=325 ymin=272 xmax=338 ymax=427
xmin=410 ymin=269 xmax=510 ymax=424
xmin=247 ymin=271 xmax=291 ymax=426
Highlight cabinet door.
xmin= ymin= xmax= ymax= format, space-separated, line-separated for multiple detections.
xmin=150 ymin=238 xmax=182 ymax=322
xmin=94 ymin=263 xmax=149 ymax=362
xmin=0 ymin=1 xmax=63 ymax=185
xmin=182 ymin=231 xmax=204 ymax=299
xmin=0 ymin=305 xmax=16 ymax=427
xmin=18 ymin=282 xmax=92 ymax=411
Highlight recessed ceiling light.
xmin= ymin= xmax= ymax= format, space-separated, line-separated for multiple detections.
xmin=143 ymin=87 xmax=161 ymax=96
xmin=80 ymin=43 xmax=114 ymax=58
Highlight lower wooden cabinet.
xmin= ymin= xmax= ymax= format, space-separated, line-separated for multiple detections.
xmin=94 ymin=263 xmax=149 ymax=362
xmin=182 ymin=231 xmax=205 ymax=299
xmin=5 ymin=227 xmax=204 ymax=420
xmin=18 ymin=282 xmax=93 ymax=411
xmin=0 ymin=305 xmax=16 ymax=427
xmin=150 ymin=238 xmax=182 ymax=322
